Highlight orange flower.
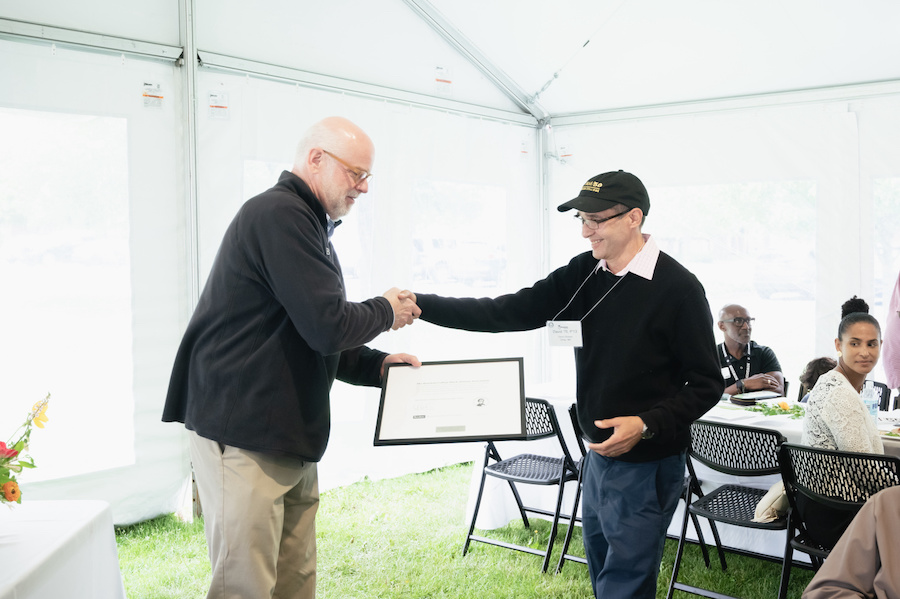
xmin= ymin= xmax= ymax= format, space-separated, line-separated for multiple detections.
xmin=2 ymin=480 xmax=21 ymax=502
xmin=778 ymin=401 xmax=790 ymax=411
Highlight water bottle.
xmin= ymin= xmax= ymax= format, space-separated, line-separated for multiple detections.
xmin=861 ymin=387 xmax=879 ymax=425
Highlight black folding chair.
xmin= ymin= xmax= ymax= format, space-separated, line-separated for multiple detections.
xmin=667 ymin=420 xmax=790 ymax=599
xmin=463 ymin=397 xmax=580 ymax=572
xmin=778 ymin=443 xmax=900 ymax=585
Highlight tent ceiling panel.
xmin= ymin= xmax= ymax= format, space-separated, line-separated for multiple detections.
xmin=0 ymin=0 xmax=179 ymax=46
xmin=430 ymin=0 xmax=900 ymax=116
xmin=194 ymin=0 xmax=524 ymax=116
xmin=3 ymin=0 xmax=899 ymax=120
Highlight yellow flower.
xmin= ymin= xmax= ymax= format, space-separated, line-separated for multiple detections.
xmin=778 ymin=401 xmax=790 ymax=411
xmin=31 ymin=397 xmax=50 ymax=429
xmin=2 ymin=480 xmax=21 ymax=502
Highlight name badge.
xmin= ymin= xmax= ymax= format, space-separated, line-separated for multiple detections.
xmin=721 ymin=367 xmax=731 ymax=380
xmin=547 ymin=320 xmax=583 ymax=347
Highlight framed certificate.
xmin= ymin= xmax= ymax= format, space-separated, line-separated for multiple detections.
xmin=374 ymin=358 xmax=527 ymax=445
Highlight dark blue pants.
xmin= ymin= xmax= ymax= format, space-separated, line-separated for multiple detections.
xmin=581 ymin=449 xmax=686 ymax=599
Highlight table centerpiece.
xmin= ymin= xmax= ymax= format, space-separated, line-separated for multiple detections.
xmin=1 ymin=394 xmax=50 ymax=505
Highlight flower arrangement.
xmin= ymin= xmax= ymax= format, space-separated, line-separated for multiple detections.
xmin=745 ymin=399 xmax=805 ymax=420
xmin=1 ymin=394 xmax=50 ymax=505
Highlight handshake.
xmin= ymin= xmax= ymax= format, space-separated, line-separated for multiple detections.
xmin=383 ymin=288 xmax=421 ymax=330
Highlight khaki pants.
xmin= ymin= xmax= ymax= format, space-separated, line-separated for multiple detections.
xmin=189 ymin=430 xmax=319 ymax=599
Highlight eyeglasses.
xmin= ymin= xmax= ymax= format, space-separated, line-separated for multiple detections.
xmin=322 ymin=149 xmax=373 ymax=184
xmin=722 ymin=317 xmax=755 ymax=326
xmin=574 ymin=209 xmax=630 ymax=230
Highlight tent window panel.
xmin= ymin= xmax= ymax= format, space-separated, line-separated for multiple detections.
xmin=0 ymin=106 xmax=135 ymax=481
xmin=871 ymin=176 xmax=900 ymax=385
xmin=873 ymin=177 xmax=900 ymax=304
xmin=410 ymin=179 xmax=508 ymax=289
xmin=652 ymin=180 xmax=817 ymax=399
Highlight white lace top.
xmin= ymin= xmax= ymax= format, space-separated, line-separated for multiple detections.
xmin=801 ymin=370 xmax=884 ymax=454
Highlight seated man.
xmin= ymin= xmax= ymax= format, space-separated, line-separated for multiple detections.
xmin=717 ymin=304 xmax=785 ymax=396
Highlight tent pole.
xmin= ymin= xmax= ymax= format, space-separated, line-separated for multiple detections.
xmin=179 ymin=0 xmax=201 ymax=312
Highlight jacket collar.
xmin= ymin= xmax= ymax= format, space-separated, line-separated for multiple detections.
xmin=276 ymin=170 xmax=340 ymax=234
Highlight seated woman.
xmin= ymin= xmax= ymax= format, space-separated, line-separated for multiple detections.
xmin=798 ymin=357 xmax=836 ymax=403
xmin=801 ymin=297 xmax=884 ymax=454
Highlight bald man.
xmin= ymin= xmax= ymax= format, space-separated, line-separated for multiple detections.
xmin=163 ymin=116 xmax=421 ymax=599
xmin=717 ymin=304 xmax=785 ymax=396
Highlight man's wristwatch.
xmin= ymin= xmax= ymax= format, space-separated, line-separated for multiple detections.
xmin=641 ymin=423 xmax=654 ymax=440
xmin=736 ymin=379 xmax=746 ymax=393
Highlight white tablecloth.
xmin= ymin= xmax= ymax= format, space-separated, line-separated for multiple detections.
xmin=0 ymin=500 xmax=126 ymax=599
xmin=466 ymin=394 xmax=900 ymax=561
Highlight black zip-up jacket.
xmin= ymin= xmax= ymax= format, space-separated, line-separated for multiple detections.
xmin=163 ymin=171 xmax=393 ymax=461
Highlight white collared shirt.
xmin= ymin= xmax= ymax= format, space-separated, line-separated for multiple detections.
xmin=596 ymin=234 xmax=659 ymax=280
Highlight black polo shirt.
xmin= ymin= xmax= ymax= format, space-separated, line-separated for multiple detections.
xmin=717 ymin=341 xmax=782 ymax=387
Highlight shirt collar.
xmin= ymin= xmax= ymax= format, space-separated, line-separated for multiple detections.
xmin=596 ymin=234 xmax=659 ymax=280
xmin=326 ymin=217 xmax=341 ymax=239
xmin=721 ymin=341 xmax=753 ymax=362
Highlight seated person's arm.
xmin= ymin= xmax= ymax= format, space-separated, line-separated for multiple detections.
xmin=725 ymin=371 xmax=784 ymax=396
xmin=768 ymin=371 xmax=785 ymax=396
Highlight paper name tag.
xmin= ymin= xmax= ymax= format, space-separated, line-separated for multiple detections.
xmin=547 ymin=320 xmax=583 ymax=347
xmin=721 ymin=367 xmax=731 ymax=380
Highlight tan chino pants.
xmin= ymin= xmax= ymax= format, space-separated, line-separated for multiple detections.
xmin=189 ymin=430 xmax=319 ymax=599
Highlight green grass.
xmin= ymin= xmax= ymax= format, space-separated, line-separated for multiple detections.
xmin=115 ymin=509 xmax=210 ymax=598
xmin=116 ymin=462 xmax=814 ymax=598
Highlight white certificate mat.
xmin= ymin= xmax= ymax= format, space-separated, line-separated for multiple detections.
xmin=374 ymin=358 xmax=526 ymax=445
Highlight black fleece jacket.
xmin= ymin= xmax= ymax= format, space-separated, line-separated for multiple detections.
xmin=416 ymin=250 xmax=723 ymax=462
xmin=163 ymin=171 xmax=392 ymax=461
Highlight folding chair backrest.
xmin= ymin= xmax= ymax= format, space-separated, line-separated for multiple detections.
xmin=689 ymin=420 xmax=785 ymax=477
xmin=523 ymin=398 xmax=577 ymax=468
xmin=780 ymin=443 xmax=900 ymax=504
xmin=779 ymin=443 xmax=900 ymax=549
xmin=523 ymin=397 xmax=559 ymax=439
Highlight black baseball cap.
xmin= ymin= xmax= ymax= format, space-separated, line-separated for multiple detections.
xmin=556 ymin=170 xmax=650 ymax=215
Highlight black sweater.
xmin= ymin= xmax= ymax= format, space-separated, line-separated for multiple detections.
xmin=416 ymin=250 xmax=723 ymax=462
xmin=163 ymin=171 xmax=392 ymax=461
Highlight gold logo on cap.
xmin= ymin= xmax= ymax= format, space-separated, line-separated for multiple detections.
xmin=581 ymin=181 xmax=603 ymax=192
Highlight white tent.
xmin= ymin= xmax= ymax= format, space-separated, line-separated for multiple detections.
xmin=2 ymin=0 xmax=899 ymax=524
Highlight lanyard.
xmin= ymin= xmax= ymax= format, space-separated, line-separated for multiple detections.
xmin=552 ymin=266 xmax=626 ymax=322
xmin=721 ymin=343 xmax=751 ymax=381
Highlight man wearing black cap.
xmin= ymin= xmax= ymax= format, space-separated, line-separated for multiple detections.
xmin=406 ymin=170 xmax=722 ymax=598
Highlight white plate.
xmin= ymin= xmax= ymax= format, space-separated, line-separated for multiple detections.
xmin=878 ymin=414 xmax=900 ymax=427
xmin=705 ymin=405 xmax=759 ymax=421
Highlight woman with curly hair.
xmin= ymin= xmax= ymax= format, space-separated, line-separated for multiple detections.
xmin=801 ymin=296 xmax=884 ymax=454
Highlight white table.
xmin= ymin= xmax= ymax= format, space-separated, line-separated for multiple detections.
xmin=0 ymin=500 xmax=126 ymax=599
xmin=699 ymin=401 xmax=900 ymax=457
xmin=466 ymin=394 xmax=900 ymax=561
